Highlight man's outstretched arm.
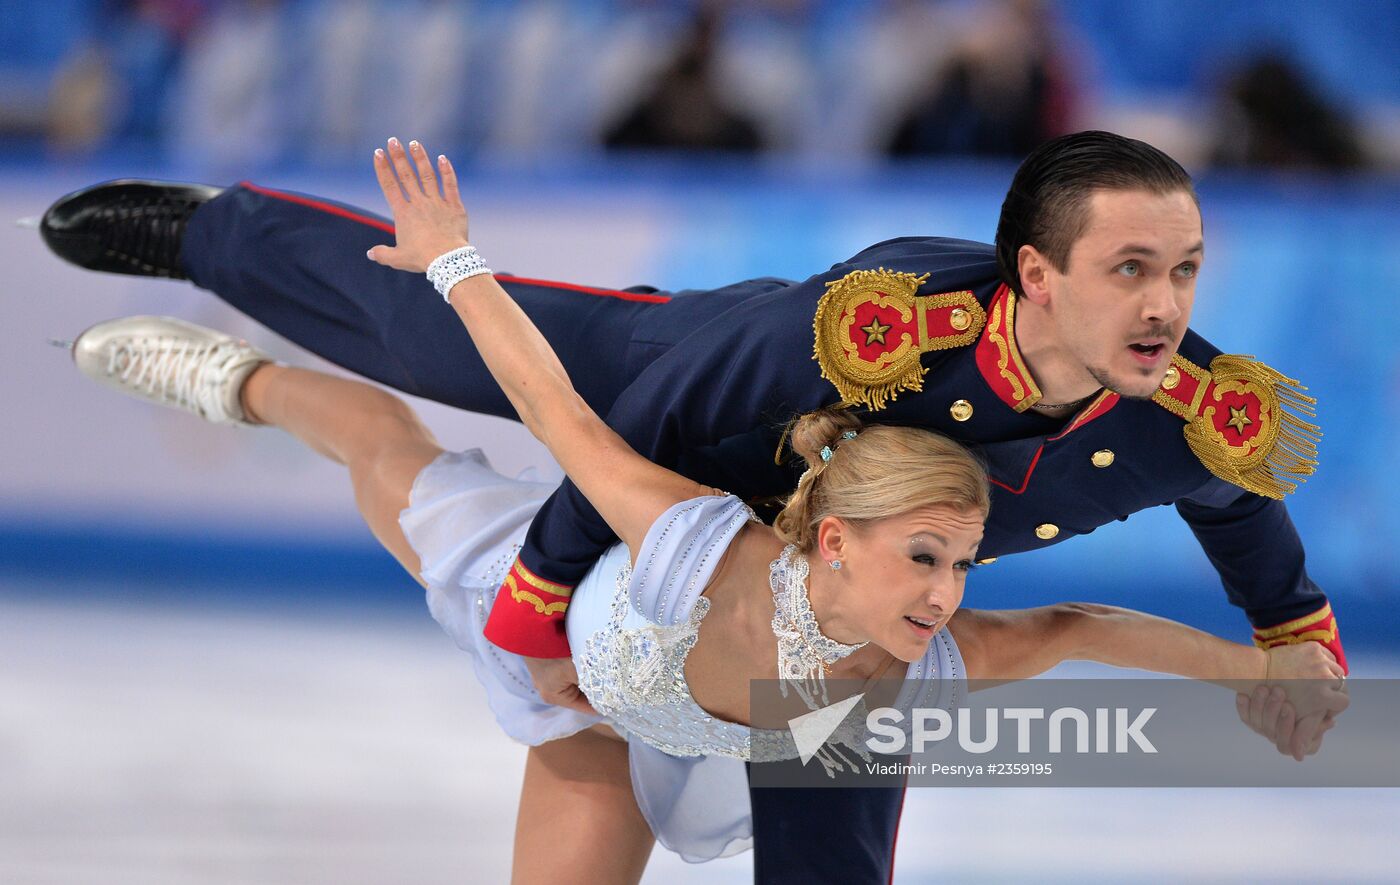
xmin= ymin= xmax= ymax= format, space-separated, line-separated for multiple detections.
xmin=1177 ymin=482 xmax=1345 ymax=673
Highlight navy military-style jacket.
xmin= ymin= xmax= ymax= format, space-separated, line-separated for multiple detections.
xmin=480 ymin=236 xmax=1340 ymax=665
xmin=171 ymin=184 xmax=1337 ymax=668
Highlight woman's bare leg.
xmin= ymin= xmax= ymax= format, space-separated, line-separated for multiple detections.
xmin=233 ymin=365 xmax=649 ymax=879
xmin=239 ymin=363 xmax=442 ymax=579
xmin=513 ymin=729 xmax=654 ymax=885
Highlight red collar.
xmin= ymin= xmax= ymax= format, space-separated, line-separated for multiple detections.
xmin=974 ymin=285 xmax=1120 ymax=435
xmin=974 ymin=285 xmax=1043 ymax=412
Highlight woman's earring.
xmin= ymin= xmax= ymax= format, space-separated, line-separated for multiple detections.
xmin=829 ymin=560 xmax=842 ymax=571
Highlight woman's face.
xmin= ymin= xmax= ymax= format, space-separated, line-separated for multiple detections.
xmin=818 ymin=505 xmax=984 ymax=662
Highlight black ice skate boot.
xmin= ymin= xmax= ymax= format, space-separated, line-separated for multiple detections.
xmin=40 ymin=180 xmax=223 ymax=279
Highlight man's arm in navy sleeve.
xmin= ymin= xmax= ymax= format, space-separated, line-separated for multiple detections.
xmin=1176 ymin=480 xmax=1345 ymax=672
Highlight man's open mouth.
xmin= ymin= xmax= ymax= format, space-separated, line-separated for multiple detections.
xmin=1127 ymin=341 xmax=1168 ymax=364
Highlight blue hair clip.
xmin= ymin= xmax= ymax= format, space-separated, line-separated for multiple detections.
xmin=819 ymin=430 xmax=858 ymax=464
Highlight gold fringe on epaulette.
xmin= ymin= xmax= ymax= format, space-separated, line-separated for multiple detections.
xmin=811 ymin=268 xmax=930 ymax=411
xmin=815 ymin=361 xmax=927 ymax=412
xmin=1183 ymin=355 xmax=1321 ymax=499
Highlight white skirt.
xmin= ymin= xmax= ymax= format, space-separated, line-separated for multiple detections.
xmin=398 ymin=449 xmax=606 ymax=745
xmin=398 ymin=450 xmax=754 ymax=863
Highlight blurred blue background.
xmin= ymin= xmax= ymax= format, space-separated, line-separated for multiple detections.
xmin=2 ymin=0 xmax=1396 ymax=641
xmin=1 ymin=2 xmax=1398 ymax=882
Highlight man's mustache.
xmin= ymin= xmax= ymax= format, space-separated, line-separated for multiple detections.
xmin=1129 ymin=323 xmax=1177 ymax=342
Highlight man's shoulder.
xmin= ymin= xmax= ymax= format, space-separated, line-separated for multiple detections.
xmin=1133 ymin=328 xmax=1321 ymax=501
xmin=838 ymin=237 xmax=998 ymax=284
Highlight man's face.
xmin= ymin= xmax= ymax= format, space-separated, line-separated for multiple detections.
xmin=1043 ymin=188 xmax=1203 ymax=399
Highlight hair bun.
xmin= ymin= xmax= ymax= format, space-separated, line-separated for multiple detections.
xmin=774 ymin=407 xmax=990 ymax=551
xmin=788 ymin=406 xmax=864 ymax=469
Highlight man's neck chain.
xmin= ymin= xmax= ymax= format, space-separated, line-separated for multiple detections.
xmin=1032 ymin=390 xmax=1099 ymax=414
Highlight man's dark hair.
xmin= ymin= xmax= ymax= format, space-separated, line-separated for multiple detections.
xmin=995 ymin=131 xmax=1198 ymax=295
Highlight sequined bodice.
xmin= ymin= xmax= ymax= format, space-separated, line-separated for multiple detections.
xmin=571 ymin=496 xmax=961 ymax=767
xmin=574 ymin=496 xmax=758 ymax=758
xmin=576 ymin=562 xmax=755 ymax=757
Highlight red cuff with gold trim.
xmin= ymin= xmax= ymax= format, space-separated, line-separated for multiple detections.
xmin=482 ymin=557 xmax=574 ymax=658
xmin=1252 ymin=603 xmax=1346 ymax=675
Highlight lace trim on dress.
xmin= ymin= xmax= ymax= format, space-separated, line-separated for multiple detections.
xmin=769 ymin=544 xmax=867 ymax=708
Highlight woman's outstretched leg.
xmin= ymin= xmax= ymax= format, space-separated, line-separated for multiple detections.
xmin=239 ymin=364 xmax=443 ymax=580
xmin=70 ymin=315 xmax=443 ymax=582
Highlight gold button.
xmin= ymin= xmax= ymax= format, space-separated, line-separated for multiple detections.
xmin=1035 ymin=523 xmax=1059 ymax=540
xmin=976 ymin=557 xmax=997 ymax=565
xmin=950 ymin=399 xmax=974 ymax=422
xmin=1162 ymin=366 xmax=1180 ymax=390
xmin=1091 ymin=449 xmax=1115 ymax=468
xmin=949 ymin=308 xmax=972 ymax=332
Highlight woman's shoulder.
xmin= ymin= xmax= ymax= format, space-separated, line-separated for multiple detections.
xmin=628 ymin=494 xmax=768 ymax=626
xmin=635 ymin=493 xmax=757 ymax=560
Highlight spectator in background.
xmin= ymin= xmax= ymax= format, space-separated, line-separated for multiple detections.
xmin=885 ymin=0 xmax=1075 ymax=159
xmin=166 ymin=0 xmax=289 ymax=172
xmin=603 ymin=6 xmax=764 ymax=153
xmin=48 ymin=0 xmax=207 ymax=152
xmin=1211 ymin=53 xmax=1369 ymax=171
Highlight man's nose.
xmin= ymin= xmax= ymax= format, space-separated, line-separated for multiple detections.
xmin=1142 ymin=279 xmax=1183 ymax=325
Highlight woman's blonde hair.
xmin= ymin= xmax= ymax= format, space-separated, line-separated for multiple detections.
xmin=773 ymin=407 xmax=990 ymax=551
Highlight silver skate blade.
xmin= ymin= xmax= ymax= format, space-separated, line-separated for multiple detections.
xmin=15 ymin=216 xmax=40 ymax=229
xmin=48 ymin=338 xmax=74 ymax=350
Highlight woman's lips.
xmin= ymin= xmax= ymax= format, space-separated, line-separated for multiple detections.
xmin=904 ymin=615 xmax=936 ymax=640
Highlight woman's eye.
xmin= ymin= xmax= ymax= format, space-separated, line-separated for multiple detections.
xmin=955 ymin=560 xmax=977 ymax=572
xmin=913 ymin=553 xmax=937 ymax=566
xmin=1116 ymin=261 xmax=1140 ymax=277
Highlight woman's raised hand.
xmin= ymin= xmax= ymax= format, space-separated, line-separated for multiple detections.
xmin=367 ymin=137 xmax=470 ymax=273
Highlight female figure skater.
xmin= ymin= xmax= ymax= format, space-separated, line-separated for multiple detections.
xmin=66 ymin=138 xmax=1345 ymax=882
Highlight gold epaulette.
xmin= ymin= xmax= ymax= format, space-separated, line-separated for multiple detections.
xmin=1151 ymin=353 xmax=1321 ymax=499
xmin=812 ymin=268 xmax=985 ymax=410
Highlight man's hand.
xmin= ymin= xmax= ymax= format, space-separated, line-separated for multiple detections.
xmin=367 ymin=136 xmax=470 ymax=273
xmin=1235 ymin=642 xmax=1348 ymax=761
xmin=523 ymin=655 xmax=598 ymax=716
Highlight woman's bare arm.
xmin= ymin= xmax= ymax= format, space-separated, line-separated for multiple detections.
xmin=947 ymin=604 xmax=1349 ymax=759
xmin=367 ymin=138 xmax=715 ymax=555
xmin=949 ymin=603 xmax=1345 ymax=684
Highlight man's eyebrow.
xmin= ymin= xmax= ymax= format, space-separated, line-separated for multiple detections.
xmin=1111 ymin=241 xmax=1205 ymax=258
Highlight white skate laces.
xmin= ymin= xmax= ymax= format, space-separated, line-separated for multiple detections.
xmin=72 ymin=316 xmax=270 ymax=426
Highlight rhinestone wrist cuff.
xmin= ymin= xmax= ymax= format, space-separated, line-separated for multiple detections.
xmin=426 ymin=245 xmax=492 ymax=302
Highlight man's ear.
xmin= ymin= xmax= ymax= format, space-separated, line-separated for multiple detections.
xmin=815 ymin=516 xmax=848 ymax=567
xmin=1017 ymin=244 xmax=1053 ymax=306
